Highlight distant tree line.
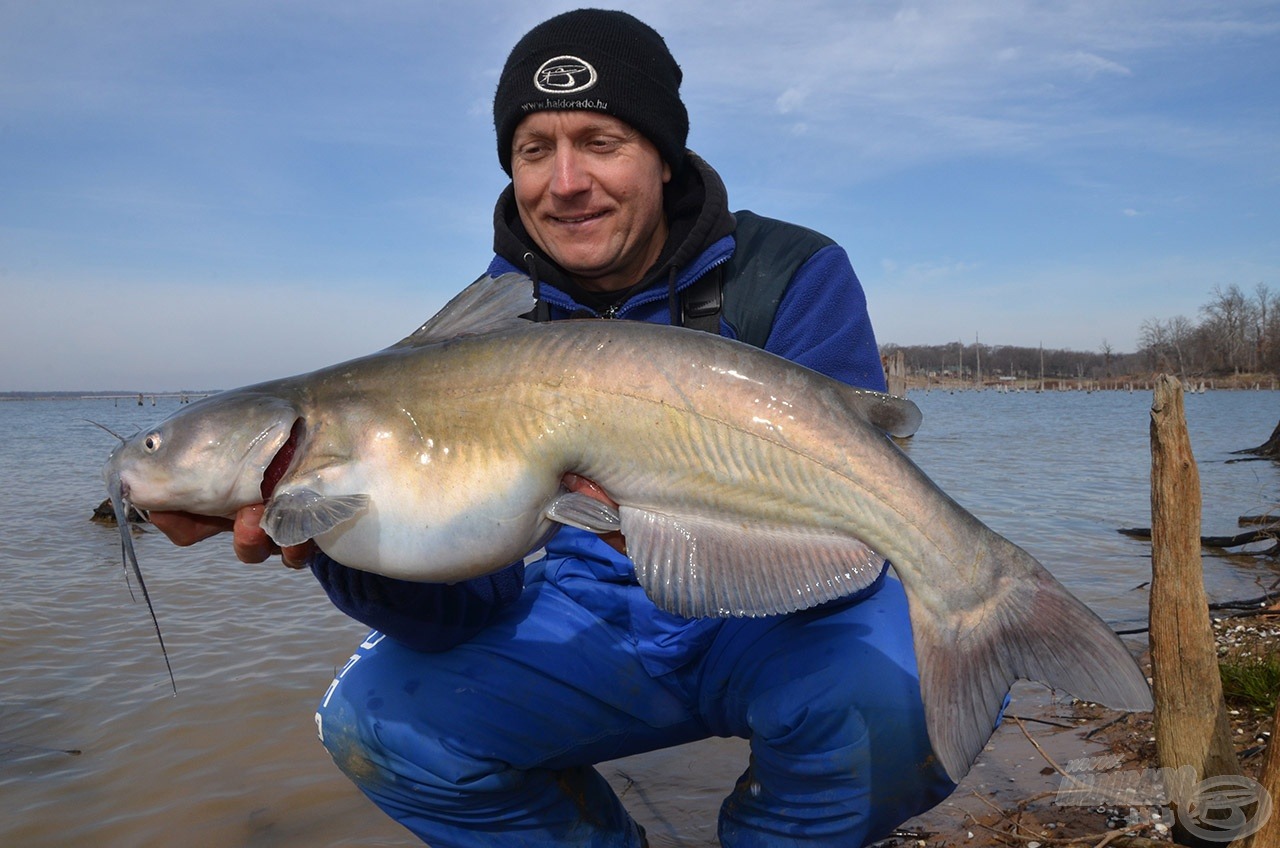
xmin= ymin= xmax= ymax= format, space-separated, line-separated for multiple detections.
xmin=880 ymin=339 xmax=1144 ymax=383
xmin=881 ymin=282 xmax=1278 ymax=383
xmin=1139 ymin=283 xmax=1279 ymax=377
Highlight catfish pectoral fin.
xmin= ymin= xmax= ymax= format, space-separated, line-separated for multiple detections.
xmin=545 ymin=492 xmax=621 ymax=534
xmin=261 ymin=489 xmax=370 ymax=547
xmin=910 ymin=563 xmax=1154 ymax=782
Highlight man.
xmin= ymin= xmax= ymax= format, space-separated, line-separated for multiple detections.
xmin=154 ymin=9 xmax=954 ymax=846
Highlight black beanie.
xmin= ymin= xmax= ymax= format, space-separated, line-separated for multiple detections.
xmin=494 ymin=9 xmax=688 ymax=175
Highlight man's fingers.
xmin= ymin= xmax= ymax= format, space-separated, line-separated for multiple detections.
xmin=232 ymin=504 xmax=279 ymax=564
xmin=561 ymin=472 xmax=620 ymax=508
xmin=280 ymin=543 xmax=314 ymax=570
xmin=150 ymin=505 xmax=312 ymax=569
xmin=149 ymin=510 xmax=234 ymax=546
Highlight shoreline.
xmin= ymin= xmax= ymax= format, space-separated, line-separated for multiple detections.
xmin=879 ymin=615 xmax=1280 ymax=848
xmin=4 ymin=370 xmax=1280 ymax=401
xmin=900 ymin=373 xmax=1280 ymax=394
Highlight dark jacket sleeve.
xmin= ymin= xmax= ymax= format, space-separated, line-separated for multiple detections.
xmin=310 ymin=553 xmax=525 ymax=652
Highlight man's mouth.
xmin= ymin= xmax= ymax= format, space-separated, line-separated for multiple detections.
xmin=552 ymin=210 xmax=606 ymax=225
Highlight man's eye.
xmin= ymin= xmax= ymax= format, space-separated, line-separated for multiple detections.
xmin=515 ymin=143 xmax=549 ymax=159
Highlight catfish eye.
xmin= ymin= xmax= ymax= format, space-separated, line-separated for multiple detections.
xmin=143 ymin=432 xmax=162 ymax=453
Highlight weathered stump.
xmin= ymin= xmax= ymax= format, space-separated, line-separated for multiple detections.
xmin=1236 ymin=419 xmax=1280 ymax=458
xmin=885 ymin=349 xmax=907 ymax=399
xmin=1148 ymin=375 xmax=1244 ymax=843
xmin=1229 ymin=693 xmax=1280 ymax=848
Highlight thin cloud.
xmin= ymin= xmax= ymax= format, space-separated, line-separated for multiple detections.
xmin=675 ymin=0 xmax=1279 ymax=176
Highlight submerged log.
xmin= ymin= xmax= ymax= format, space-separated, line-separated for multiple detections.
xmin=90 ymin=498 xmax=145 ymax=526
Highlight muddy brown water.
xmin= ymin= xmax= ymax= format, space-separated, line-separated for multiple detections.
xmin=2 ymin=390 xmax=1276 ymax=846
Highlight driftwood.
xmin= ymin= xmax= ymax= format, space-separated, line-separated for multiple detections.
xmin=1119 ymin=525 xmax=1280 ymax=549
xmin=1148 ymin=375 xmax=1243 ymax=843
xmin=1113 ymin=589 xmax=1280 ymax=635
xmin=1209 ymin=590 xmax=1280 ymax=612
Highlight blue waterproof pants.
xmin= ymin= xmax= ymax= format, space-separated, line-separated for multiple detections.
xmin=315 ymin=569 xmax=953 ymax=846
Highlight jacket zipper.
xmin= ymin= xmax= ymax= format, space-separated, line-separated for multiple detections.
xmin=599 ymin=253 xmax=732 ymax=322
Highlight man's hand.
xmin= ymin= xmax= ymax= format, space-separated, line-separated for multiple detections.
xmin=149 ymin=506 xmax=314 ymax=568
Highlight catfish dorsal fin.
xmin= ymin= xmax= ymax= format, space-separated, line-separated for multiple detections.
xmin=842 ymin=388 xmax=922 ymax=438
xmin=389 ymin=273 xmax=538 ymax=348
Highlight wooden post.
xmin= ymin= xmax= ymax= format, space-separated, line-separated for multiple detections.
xmin=886 ymin=349 xmax=907 ymax=398
xmin=1149 ymin=375 xmax=1244 ymax=843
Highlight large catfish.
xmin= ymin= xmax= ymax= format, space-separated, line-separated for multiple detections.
xmin=103 ymin=273 xmax=1151 ymax=781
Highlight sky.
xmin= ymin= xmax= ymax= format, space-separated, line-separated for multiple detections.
xmin=2 ymin=0 xmax=1278 ymax=391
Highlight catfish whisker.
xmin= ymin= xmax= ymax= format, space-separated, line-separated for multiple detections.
xmin=106 ymin=473 xmax=177 ymax=695
xmin=82 ymin=419 xmax=127 ymax=443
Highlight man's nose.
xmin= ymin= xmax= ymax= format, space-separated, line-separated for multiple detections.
xmin=550 ymin=147 xmax=591 ymax=197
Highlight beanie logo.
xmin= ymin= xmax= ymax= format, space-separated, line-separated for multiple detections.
xmin=534 ymin=55 xmax=598 ymax=94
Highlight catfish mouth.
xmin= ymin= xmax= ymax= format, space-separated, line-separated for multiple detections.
xmin=261 ymin=418 xmax=304 ymax=501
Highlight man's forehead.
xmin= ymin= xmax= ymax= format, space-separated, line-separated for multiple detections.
xmin=512 ymin=111 xmax=640 ymax=140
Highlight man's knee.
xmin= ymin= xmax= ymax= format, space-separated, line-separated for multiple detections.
xmin=314 ymin=636 xmax=511 ymax=799
xmin=314 ymin=636 xmax=402 ymax=794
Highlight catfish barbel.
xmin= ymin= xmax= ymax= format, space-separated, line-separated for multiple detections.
xmin=103 ymin=272 xmax=1151 ymax=780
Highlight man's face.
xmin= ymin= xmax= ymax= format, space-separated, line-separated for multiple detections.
xmin=511 ymin=111 xmax=672 ymax=293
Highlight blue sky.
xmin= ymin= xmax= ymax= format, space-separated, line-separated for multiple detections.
xmin=3 ymin=0 xmax=1277 ymax=391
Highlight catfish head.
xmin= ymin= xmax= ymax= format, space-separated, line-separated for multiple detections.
xmin=99 ymin=389 xmax=300 ymax=694
xmin=104 ymin=389 xmax=302 ymax=517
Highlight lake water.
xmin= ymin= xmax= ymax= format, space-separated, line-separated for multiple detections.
xmin=1 ymin=388 xmax=1276 ymax=847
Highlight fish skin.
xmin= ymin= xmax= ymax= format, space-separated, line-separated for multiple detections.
xmin=103 ymin=273 xmax=1152 ymax=781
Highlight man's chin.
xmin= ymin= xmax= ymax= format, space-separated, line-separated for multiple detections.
xmin=545 ymin=254 xmax=629 ymax=292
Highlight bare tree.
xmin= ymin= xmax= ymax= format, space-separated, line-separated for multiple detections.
xmin=1140 ymin=318 xmax=1171 ymax=371
xmin=1200 ymin=283 xmax=1256 ymax=373
xmin=1169 ymin=315 xmax=1195 ymax=375
xmin=1254 ymin=282 xmax=1278 ymax=373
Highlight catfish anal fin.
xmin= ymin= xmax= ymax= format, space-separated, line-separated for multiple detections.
xmin=620 ymin=506 xmax=885 ymax=618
